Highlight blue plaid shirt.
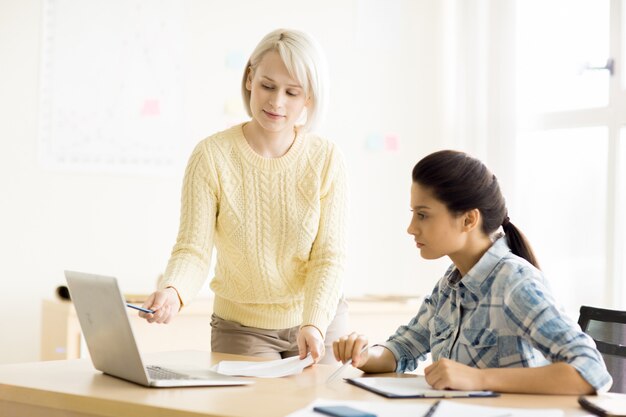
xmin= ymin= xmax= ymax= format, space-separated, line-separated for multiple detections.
xmin=384 ymin=236 xmax=612 ymax=392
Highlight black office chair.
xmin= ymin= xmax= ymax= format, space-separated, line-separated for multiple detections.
xmin=578 ymin=305 xmax=626 ymax=393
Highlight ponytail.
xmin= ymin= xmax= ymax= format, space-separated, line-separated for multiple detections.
xmin=502 ymin=220 xmax=540 ymax=270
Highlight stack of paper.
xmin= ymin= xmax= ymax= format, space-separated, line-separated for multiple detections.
xmin=212 ymin=354 xmax=314 ymax=378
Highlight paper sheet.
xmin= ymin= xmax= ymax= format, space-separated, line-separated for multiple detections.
xmin=286 ymin=398 xmax=564 ymax=417
xmin=580 ymin=393 xmax=626 ymax=416
xmin=213 ymin=354 xmax=314 ymax=378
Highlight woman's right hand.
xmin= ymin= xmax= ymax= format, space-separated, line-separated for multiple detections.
xmin=332 ymin=332 xmax=369 ymax=368
xmin=139 ymin=287 xmax=181 ymax=324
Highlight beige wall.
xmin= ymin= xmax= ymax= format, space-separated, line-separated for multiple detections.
xmin=0 ymin=0 xmax=447 ymax=364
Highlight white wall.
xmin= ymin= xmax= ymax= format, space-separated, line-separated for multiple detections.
xmin=0 ymin=0 xmax=452 ymax=364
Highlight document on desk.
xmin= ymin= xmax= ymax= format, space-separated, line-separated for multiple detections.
xmin=286 ymin=398 xmax=564 ymax=417
xmin=579 ymin=393 xmax=626 ymax=417
xmin=212 ymin=354 xmax=314 ymax=378
xmin=346 ymin=376 xmax=498 ymax=398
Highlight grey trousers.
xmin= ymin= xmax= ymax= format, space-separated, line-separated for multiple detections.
xmin=210 ymin=297 xmax=349 ymax=364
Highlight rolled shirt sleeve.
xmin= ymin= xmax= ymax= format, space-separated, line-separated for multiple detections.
xmin=504 ymin=278 xmax=613 ymax=392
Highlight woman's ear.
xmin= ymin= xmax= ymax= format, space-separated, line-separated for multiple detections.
xmin=245 ymin=67 xmax=253 ymax=91
xmin=462 ymin=208 xmax=481 ymax=232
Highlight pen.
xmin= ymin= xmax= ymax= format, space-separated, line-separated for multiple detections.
xmin=326 ymin=345 xmax=369 ymax=383
xmin=126 ymin=303 xmax=155 ymax=314
xmin=422 ymin=400 xmax=440 ymax=417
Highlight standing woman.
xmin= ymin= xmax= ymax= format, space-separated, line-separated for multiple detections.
xmin=140 ymin=28 xmax=348 ymax=364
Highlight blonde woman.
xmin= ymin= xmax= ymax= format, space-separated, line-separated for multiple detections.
xmin=141 ymin=29 xmax=348 ymax=364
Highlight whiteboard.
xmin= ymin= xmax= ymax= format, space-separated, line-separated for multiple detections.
xmin=38 ymin=0 xmax=189 ymax=175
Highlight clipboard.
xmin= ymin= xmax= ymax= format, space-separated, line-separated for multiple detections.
xmin=579 ymin=395 xmax=626 ymax=417
xmin=345 ymin=376 xmax=499 ymax=399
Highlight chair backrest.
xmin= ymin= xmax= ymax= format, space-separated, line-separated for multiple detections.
xmin=578 ymin=305 xmax=626 ymax=393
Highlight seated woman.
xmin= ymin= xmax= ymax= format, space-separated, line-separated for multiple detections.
xmin=333 ymin=150 xmax=612 ymax=394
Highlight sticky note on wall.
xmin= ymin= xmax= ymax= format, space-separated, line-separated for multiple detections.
xmin=365 ymin=132 xmax=399 ymax=152
xmin=140 ymin=99 xmax=160 ymax=117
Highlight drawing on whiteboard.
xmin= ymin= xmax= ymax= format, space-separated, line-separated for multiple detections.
xmin=38 ymin=0 xmax=187 ymax=175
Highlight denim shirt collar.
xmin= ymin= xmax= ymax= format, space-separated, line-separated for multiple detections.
xmin=444 ymin=235 xmax=511 ymax=296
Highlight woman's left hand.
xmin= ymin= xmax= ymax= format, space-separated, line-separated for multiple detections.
xmin=424 ymin=358 xmax=484 ymax=390
xmin=297 ymin=325 xmax=325 ymax=363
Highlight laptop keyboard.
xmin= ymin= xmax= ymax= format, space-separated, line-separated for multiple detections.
xmin=147 ymin=365 xmax=200 ymax=381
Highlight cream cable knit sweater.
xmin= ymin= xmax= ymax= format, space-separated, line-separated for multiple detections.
xmin=159 ymin=123 xmax=347 ymax=334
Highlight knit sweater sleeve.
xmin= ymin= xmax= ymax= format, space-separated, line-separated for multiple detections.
xmin=159 ymin=140 xmax=219 ymax=306
xmin=301 ymin=143 xmax=348 ymax=334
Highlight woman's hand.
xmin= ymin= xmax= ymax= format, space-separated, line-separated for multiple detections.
xmin=297 ymin=325 xmax=325 ymax=363
xmin=139 ymin=287 xmax=181 ymax=324
xmin=424 ymin=358 xmax=484 ymax=390
xmin=332 ymin=332 xmax=369 ymax=367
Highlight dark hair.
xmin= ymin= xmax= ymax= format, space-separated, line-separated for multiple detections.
xmin=412 ymin=150 xmax=540 ymax=269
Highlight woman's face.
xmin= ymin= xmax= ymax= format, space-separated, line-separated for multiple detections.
xmin=246 ymin=51 xmax=309 ymax=138
xmin=407 ymin=182 xmax=467 ymax=260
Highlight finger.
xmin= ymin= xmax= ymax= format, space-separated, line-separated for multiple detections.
xmin=307 ymin=329 xmax=325 ymax=363
xmin=319 ymin=342 xmax=326 ymax=361
xmin=352 ymin=336 xmax=368 ymax=365
xmin=424 ymin=360 xmax=437 ymax=375
xmin=151 ymin=303 xmax=167 ymax=324
xmin=139 ymin=293 xmax=157 ymax=319
xmin=143 ymin=290 xmax=163 ymax=310
xmin=155 ymin=305 xmax=167 ymax=324
xmin=154 ymin=291 xmax=173 ymax=317
xmin=146 ymin=311 xmax=160 ymax=323
xmin=335 ymin=339 xmax=344 ymax=362
xmin=163 ymin=308 xmax=173 ymax=324
xmin=344 ymin=333 xmax=359 ymax=363
xmin=433 ymin=376 xmax=451 ymax=390
xmin=353 ymin=350 xmax=366 ymax=368
xmin=150 ymin=291 xmax=168 ymax=311
xmin=160 ymin=304 xmax=172 ymax=324
xmin=309 ymin=341 xmax=320 ymax=363
xmin=332 ymin=340 xmax=340 ymax=361
xmin=141 ymin=292 xmax=156 ymax=309
xmin=338 ymin=337 xmax=348 ymax=363
xmin=145 ymin=306 xmax=157 ymax=323
xmin=297 ymin=335 xmax=307 ymax=359
xmin=426 ymin=365 xmax=451 ymax=390
xmin=315 ymin=338 xmax=325 ymax=363
xmin=424 ymin=367 xmax=440 ymax=388
xmin=138 ymin=310 xmax=152 ymax=320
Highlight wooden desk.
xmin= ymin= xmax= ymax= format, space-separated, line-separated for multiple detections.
xmin=0 ymin=351 xmax=592 ymax=417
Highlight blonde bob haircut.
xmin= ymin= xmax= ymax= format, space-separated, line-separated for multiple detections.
xmin=241 ymin=28 xmax=328 ymax=132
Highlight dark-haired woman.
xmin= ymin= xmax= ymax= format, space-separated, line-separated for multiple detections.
xmin=332 ymin=150 xmax=611 ymax=394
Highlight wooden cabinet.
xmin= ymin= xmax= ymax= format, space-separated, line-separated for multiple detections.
xmin=347 ymin=296 xmax=421 ymax=344
xmin=40 ymin=298 xmax=213 ymax=360
xmin=40 ymin=296 xmax=422 ymax=361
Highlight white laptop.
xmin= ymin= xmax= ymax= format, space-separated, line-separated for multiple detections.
xmin=64 ymin=270 xmax=253 ymax=388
